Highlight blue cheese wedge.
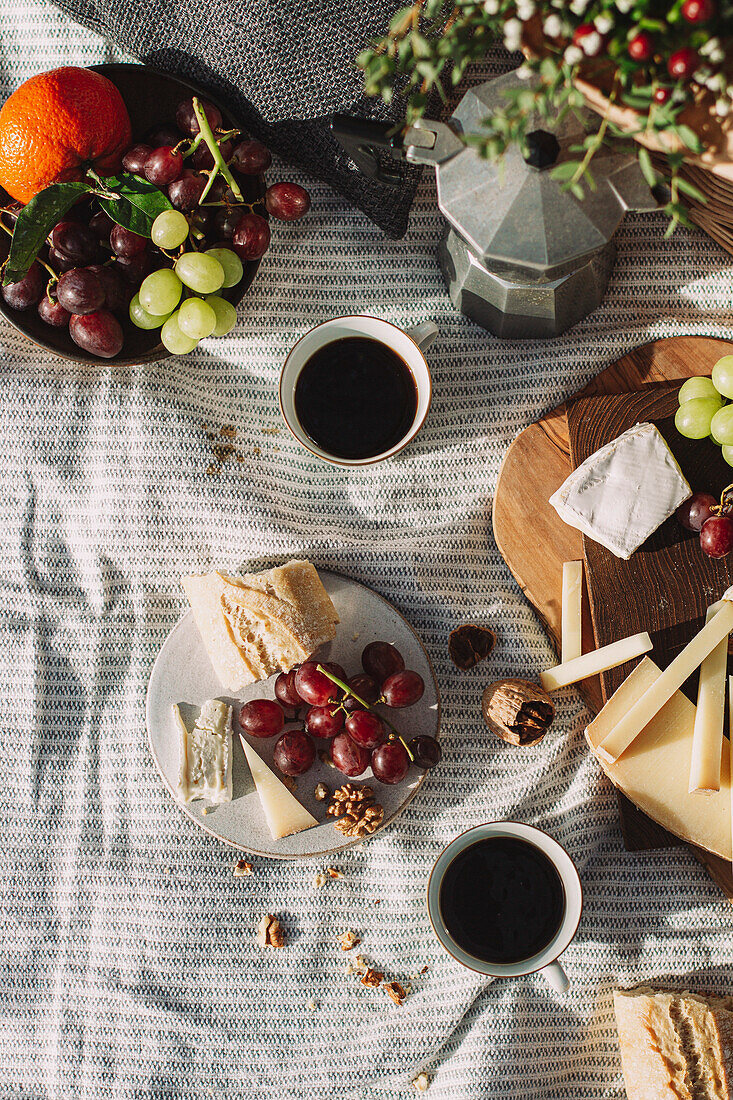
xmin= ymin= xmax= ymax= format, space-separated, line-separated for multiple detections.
xmin=549 ymin=423 xmax=691 ymax=559
xmin=174 ymin=699 xmax=233 ymax=804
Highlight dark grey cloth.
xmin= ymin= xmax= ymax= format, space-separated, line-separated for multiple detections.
xmin=52 ymin=0 xmax=422 ymax=237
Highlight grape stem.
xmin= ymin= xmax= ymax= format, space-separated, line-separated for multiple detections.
xmin=192 ymin=98 xmax=244 ymax=204
xmin=712 ymin=483 xmax=733 ymax=516
xmin=315 ymin=664 xmax=413 ymax=758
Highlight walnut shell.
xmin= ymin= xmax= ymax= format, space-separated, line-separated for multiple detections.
xmin=449 ymin=623 xmax=497 ymax=670
xmin=482 ymin=679 xmax=554 ymax=746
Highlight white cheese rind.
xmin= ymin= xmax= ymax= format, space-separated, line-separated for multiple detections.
xmin=586 ymin=658 xmax=731 ymax=860
xmin=549 ymin=423 xmax=691 ymax=559
xmin=597 ymin=599 xmax=733 ymax=763
xmin=540 ymin=631 xmax=652 ymax=691
xmin=174 ymin=699 xmax=233 ymax=804
xmin=239 ymin=735 xmax=318 ymax=840
xmin=689 ymin=601 xmax=728 ymax=793
xmin=561 ymin=561 xmax=583 ymax=664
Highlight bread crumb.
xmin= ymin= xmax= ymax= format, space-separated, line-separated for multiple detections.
xmin=312 ymin=872 xmax=327 ymax=888
xmin=339 ymin=930 xmax=360 ymax=951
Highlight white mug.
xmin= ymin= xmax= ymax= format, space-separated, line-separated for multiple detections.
xmin=426 ymin=822 xmax=583 ymax=994
xmin=278 ymin=315 xmax=438 ymax=466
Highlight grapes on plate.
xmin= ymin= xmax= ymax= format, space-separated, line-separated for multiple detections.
xmin=305 ymin=705 xmax=344 ymax=740
xmin=371 ymin=740 xmax=410 ymax=785
xmin=381 ymin=669 xmax=425 ymax=708
xmin=1 ymin=262 xmax=45 ymax=310
xmin=204 ymin=295 xmax=238 ymax=337
xmin=230 ymin=139 xmax=272 ymax=175
xmin=168 ymin=171 xmax=207 ymax=212
xmin=345 ymin=710 xmax=385 ymax=750
xmin=710 ymin=405 xmax=733 ymax=447
xmin=362 ymin=641 xmax=404 ymax=684
xmin=273 ymin=729 xmax=315 ymax=776
xmin=110 ymin=224 xmax=147 ymax=259
xmin=175 ymin=252 xmax=225 ymax=294
xmin=175 ymin=97 xmax=222 ymax=137
xmin=192 ymin=138 xmax=234 ymax=171
xmin=342 ymin=673 xmax=379 ymax=713
xmin=178 ymin=298 xmax=217 ymax=340
xmin=152 ymin=210 xmax=190 ymax=250
xmin=711 ymin=356 xmax=733 ymax=400
xmin=232 ymin=213 xmax=271 ymax=261
xmin=330 ymin=732 xmax=370 ymax=778
xmin=129 ymin=293 xmax=171 ymax=330
xmin=38 ymin=294 xmax=70 ymax=327
xmin=48 ymin=246 xmax=76 ymax=274
xmin=678 ymin=376 xmax=721 ymax=404
xmin=88 ymin=209 xmax=116 ymax=242
xmin=239 ymin=698 xmax=285 ymax=738
xmin=89 ymin=265 xmax=130 ymax=313
xmin=675 ymin=397 xmax=723 ymax=440
xmin=69 ymin=311 xmax=124 ymax=358
xmin=265 ymin=182 xmax=311 ymax=221
xmin=145 ymin=146 xmax=184 ymax=187
xmin=408 ymin=736 xmax=442 ymax=769
xmin=274 ymin=669 xmax=301 ymax=709
xmin=160 ymin=312 xmax=198 ymax=355
xmin=205 ymin=247 xmax=243 ymax=289
xmin=295 ymin=662 xmax=341 ymax=707
xmin=723 ymin=445 xmax=733 ymax=468
xmin=56 ymin=268 xmax=105 ymax=315
xmin=50 ymin=220 xmax=98 ymax=265
xmin=700 ymin=515 xmax=733 ymax=559
xmin=213 ymin=206 xmax=242 ymax=240
xmin=122 ymin=143 xmax=153 ymax=175
xmin=676 ymin=492 xmax=717 ymax=533
xmin=139 ymin=268 xmax=182 ymax=316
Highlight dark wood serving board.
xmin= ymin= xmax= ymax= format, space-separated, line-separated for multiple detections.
xmin=493 ymin=335 xmax=733 ymax=897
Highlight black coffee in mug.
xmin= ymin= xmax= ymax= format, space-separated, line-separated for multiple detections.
xmin=438 ymin=837 xmax=566 ymax=964
xmin=293 ymin=336 xmax=418 ymax=460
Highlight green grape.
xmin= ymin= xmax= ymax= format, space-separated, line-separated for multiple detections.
xmin=152 ymin=210 xmax=190 ymax=249
xmin=178 ymin=297 xmax=217 ymax=339
xmin=675 ymin=398 xmax=721 ymax=440
xmin=161 ymin=311 xmax=198 ymax=355
xmin=678 ymin=376 xmax=721 ymax=404
xmin=712 ymin=356 xmax=733 ymax=399
xmin=723 ymin=445 xmax=733 ymax=468
xmin=205 ymin=294 xmax=237 ymax=336
xmin=205 ymin=247 xmax=243 ymax=289
xmin=710 ymin=404 xmax=733 ymax=446
xmin=175 ymin=252 xmax=225 ymax=294
xmin=129 ymin=293 xmax=172 ymax=330
xmin=140 ymin=268 xmax=182 ymax=315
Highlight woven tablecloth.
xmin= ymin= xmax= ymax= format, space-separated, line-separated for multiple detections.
xmin=3 ymin=3 xmax=733 ymax=1098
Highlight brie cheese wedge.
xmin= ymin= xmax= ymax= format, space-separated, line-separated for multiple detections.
xmin=174 ymin=699 xmax=233 ymax=804
xmin=549 ymin=422 xmax=690 ymax=559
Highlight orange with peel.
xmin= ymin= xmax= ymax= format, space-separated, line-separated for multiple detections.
xmin=0 ymin=67 xmax=132 ymax=205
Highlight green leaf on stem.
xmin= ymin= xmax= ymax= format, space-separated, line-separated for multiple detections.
xmin=97 ymin=173 xmax=173 ymax=237
xmin=2 ymin=180 xmax=93 ymax=285
xmin=637 ymin=146 xmax=658 ymax=189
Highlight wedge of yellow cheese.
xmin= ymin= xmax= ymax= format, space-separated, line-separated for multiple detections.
xmin=586 ymin=657 xmax=731 ymax=860
xmin=239 ymin=736 xmax=318 ymax=840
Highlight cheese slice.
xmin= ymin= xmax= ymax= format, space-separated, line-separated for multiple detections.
xmin=689 ymin=600 xmax=728 ymax=793
xmin=598 ymin=592 xmax=733 ymax=763
xmin=549 ymin=422 xmax=691 ymax=560
xmin=239 ymin=735 xmax=318 ymax=840
xmin=586 ymin=657 xmax=731 ymax=860
xmin=561 ymin=561 xmax=583 ymax=664
xmin=174 ymin=699 xmax=233 ymax=804
xmin=540 ymin=631 xmax=652 ymax=692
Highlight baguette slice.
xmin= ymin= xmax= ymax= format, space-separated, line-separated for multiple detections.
xmin=614 ymin=987 xmax=733 ymax=1100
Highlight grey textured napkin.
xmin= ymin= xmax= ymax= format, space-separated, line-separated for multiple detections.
xmin=53 ymin=0 xmax=422 ymax=237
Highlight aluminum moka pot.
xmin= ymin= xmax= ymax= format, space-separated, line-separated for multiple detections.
xmin=332 ymin=72 xmax=659 ymax=339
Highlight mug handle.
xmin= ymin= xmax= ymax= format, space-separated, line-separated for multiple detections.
xmin=540 ymin=960 xmax=570 ymax=995
xmin=407 ymin=320 xmax=438 ymax=353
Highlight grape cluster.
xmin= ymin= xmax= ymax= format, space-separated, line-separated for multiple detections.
xmin=240 ymin=640 xmax=441 ymax=786
xmin=1 ymin=96 xmax=310 ymax=359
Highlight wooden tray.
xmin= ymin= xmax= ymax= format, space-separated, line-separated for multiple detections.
xmin=493 ymin=335 xmax=733 ymax=897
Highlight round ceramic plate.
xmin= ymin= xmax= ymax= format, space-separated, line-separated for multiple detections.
xmin=146 ymin=571 xmax=440 ymax=858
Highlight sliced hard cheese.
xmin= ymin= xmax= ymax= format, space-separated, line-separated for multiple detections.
xmin=586 ymin=657 xmax=731 ymax=860
xmin=689 ymin=600 xmax=728 ymax=793
xmin=540 ymin=631 xmax=652 ymax=692
xmin=239 ymin=735 xmax=318 ymax=840
xmin=561 ymin=561 xmax=583 ymax=664
xmin=598 ymin=593 xmax=733 ymax=763
xmin=174 ymin=699 xmax=233 ymax=804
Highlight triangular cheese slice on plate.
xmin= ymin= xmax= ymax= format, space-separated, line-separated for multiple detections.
xmin=239 ymin=735 xmax=318 ymax=840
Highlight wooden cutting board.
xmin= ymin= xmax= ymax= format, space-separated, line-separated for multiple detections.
xmin=493 ymin=335 xmax=733 ymax=898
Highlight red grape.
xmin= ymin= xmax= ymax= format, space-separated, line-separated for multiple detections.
xmin=232 ymin=213 xmax=271 ymax=261
xmin=175 ymin=98 xmax=222 ymax=137
xmin=330 ymin=732 xmax=370 ymax=777
xmin=342 ymin=673 xmax=379 ymax=713
xmin=274 ymin=669 xmax=301 ymax=709
xmin=48 ymin=246 xmax=76 ymax=274
xmin=628 ymin=32 xmax=654 ymax=61
xmin=408 ymin=736 xmax=442 ymax=769
xmin=345 ymin=710 xmax=385 ymax=750
xmin=700 ymin=515 xmax=733 ymax=558
xmin=305 ymin=705 xmax=344 ymax=740
xmin=69 ymin=311 xmax=124 ymax=358
xmin=56 ymin=269 xmax=105 ymax=314
xmin=110 ymin=225 xmax=147 ymax=259
xmin=213 ymin=206 xmax=242 ymax=239
xmin=667 ymin=47 xmax=698 ymax=80
xmin=294 ymin=662 xmax=340 ymax=706
xmin=147 ymin=125 xmax=182 ymax=149
xmin=122 ymin=143 xmax=153 ymax=175
xmin=50 ymin=220 xmax=99 ymax=265
xmin=89 ymin=210 xmax=115 ymax=242
xmin=677 ymin=492 xmax=717 ymax=533
xmin=192 ymin=138 xmax=233 ymax=171
xmin=38 ymin=294 xmax=70 ymax=327
xmin=371 ymin=741 xmax=409 ymax=784
xmin=273 ymin=729 xmax=315 ymax=776
xmin=168 ymin=170 xmax=207 ymax=211
xmin=230 ymin=139 xmax=272 ymax=175
xmin=1 ymin=263 xmax=45 ymax=309
xmin=114 ymin=252 xmax=152 ymax=285
xmin=239 ymin=698 xmax=285 ymax=738
xmin=87 ymin=265 xmax=130 ymax=313
xmin=381 ymin=670 xmax=424 ymax=708
xmin=362 ymin=641 xmax=405 ymax=684
xmin=265 ymin=182 xmax=311 ymax=221
xmin=145 ymin=147 xmax=183 ymax=187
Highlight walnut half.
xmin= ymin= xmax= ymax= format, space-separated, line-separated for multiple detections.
xmin=256 ymin=914 xmax=286 ymax=948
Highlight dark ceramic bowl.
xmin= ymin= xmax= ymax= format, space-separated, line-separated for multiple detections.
xmin=0 ymin=63 xmax=263 ymax=366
